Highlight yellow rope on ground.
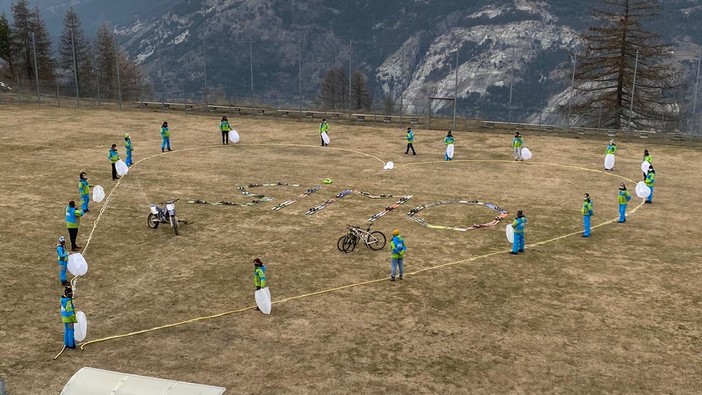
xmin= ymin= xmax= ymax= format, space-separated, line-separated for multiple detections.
xmin=66 ymin=147 xmax=645 ymax=354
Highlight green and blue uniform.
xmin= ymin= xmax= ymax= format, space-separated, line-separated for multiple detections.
xmin=220 ymin=120 xmax=232 ymax=144
xmin=618 ymin=189 xmax=631 ymax=222
xmin=124 ymin=137 xmax=133 ymax=166
xmin=606 ymin=143 xmax=617 ymax=155
xmin=60 ymin=294 xmax=77 ymax=348
xmin=79 ymin=178 xmax=90 ymax=211
xmin=319 ymin=121 xmax=329 ymax=146
xmin=161 ymin=126 xmax=171 ymax=151
xmin=254 ymin=265 xmax=267 ymax=289
xmin=582 ymin=198 xmax=593 ymax=237
xmin=405 ymin=129 xmax=416 ymax=154
xmin=390 ymin=234 xmax=406 ymax=279
xmin=512 ymin=135 xmax=524 ymax=160
xmin=57 ymin=243 xmax=69 ymax=283
xmin=645 ymin=171 xmax=655 ymax=203
xmin=511 ymin=216 xmax=527 ymax=253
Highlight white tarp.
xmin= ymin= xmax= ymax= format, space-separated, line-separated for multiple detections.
xmin=92 ymin=186 xmax=105 ymax=203
xmin=74 ymin=311 xmax=87 ymax=342
xmin=506 ymin=224 xmax=514 ymax=243
xmin=115 ymin=160 xmax=129 ymax=176
xmin=229 ymin=130 xmax=240 ymax=143
xmin=383 ymin=161 xmax=394 ymax=170
xmin=255 ymin=287 xmax=272 ymax=315
xmin=604 ymin=154 xmax=615 ymax=170
xmin=521 ymin=147 xmax=532 ymax=160
xmin=67 ymin=253 xmax=88 ymax=276
xmin=445 ymin=144 xmax=454 ymax=159
xmin=321 ymin=132 xmax=330 ymax=145
xmin=61 ymin=367 xmax=226 ymax=395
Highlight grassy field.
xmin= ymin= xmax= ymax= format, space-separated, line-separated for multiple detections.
xmin=0 ymin=105 xmax=700 ymax=394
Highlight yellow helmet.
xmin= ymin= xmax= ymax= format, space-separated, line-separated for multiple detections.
xmin=393 ymin=229 xmax=400 ymax=236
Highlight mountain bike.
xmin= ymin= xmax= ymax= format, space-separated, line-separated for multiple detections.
xmin=337 ymin=224 xmax=386 ymax=253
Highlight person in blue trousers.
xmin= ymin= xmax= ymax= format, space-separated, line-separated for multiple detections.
xmin=390 ymin=229 xmax=406 ymax=281
xmin=124 ymin=133 xmax=133 ymax=166
xmin=161 ymin=121 xmax=172 ymax=152
xmin=443 ymin=131 xmax=455 ymax=161
xmin=78 ymin=172 xmax=90 ymax=212
xmin=582 ymin=193 xmax=593 ymax=237
xmin=645 ymin=166 xmax=656 ymax=204
xmin=618 ymin=182 xmax=631 ymax=223
xmin=510 ymin=210 xmax=527 ymax=254
xmin=57 ymin=236 xmax=70 ymax=286
xmin=60 ymin=287 xmax=77 ymax=349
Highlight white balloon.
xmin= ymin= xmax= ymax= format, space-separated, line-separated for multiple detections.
xmin=521 ymin=147 xmax=533 ymax=160
xmin=229 ymin=130 xmax=240 ymax=143
xmin=635 ymin=181 xmax=651 ymax=199
xmin=446 ymin=143 xmax=455 ymax=159
xmin=321 ymin=132 xmax=330 ymax=145
xmin=115 ymin=160 xmax=129 ymax=176
xmin=641 ymin=161 xmax=650 ymax=173
xmin=506 ymin=224 xmax=514 ymax=244
xmin=74 ymin=311 xmax=88 ymax=342
xmin=92 ymin=185 xmax=105 ymax=203
xmin=383 ymin=161 xmax=394 ymax=170
xmin=255 ymin=287 xmax=272 ymax=315
xmin=604 ymin=154 xmax=615 ymax=170
xmin=67 ymin=253 xmax=88 ymax=276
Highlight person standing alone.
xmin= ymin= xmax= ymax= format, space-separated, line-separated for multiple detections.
xmin=390 ymin=229 xmax=406 ymax=281
xmin=617 ymin=183 xmax=631 ymax=223
xmin=124 ymin=133 xmax=133 ymax=167
xmin=582 ymin=193 xmax=593 ymax=237
xmin=108 ymin=144 xmax=120 ymax=181
xmin=65 ymin=201 xmax=84 ymax=251
xmin=56 ymin=236 xmax=70 ymax=286
xmin=60 ymin=287 xmax=77 ymax=349
xmin=319 ymin=118 xmax=329 ymax=146
xmin=161 ymin=121 xmax=172 ymax=152
xmin=510 ymin=210 xmax=527 ymax=254
xmin=512 ymin=132 xmax=524 ymax=161
xmin=404 ymin=127 xmax=416 ymax=155
xmin=253 ymin=258 xmax=267 ymax=290
xmin=220 ymin=116 xmax=232 ymax=145
xmin=443 ymin=131 xmax=455 ymax=161
xmin=78 ymin=172 xmax=90 ymax=212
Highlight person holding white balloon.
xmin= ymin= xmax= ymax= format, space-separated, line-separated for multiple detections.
xmin=582 ymin=193 xmax=593 ymax=237
xmin=443 ymin=131 xmax=455 ymax=161
xmin=512 ymin=132 xmax=524 ymax=161
xmin=253 ymin=258 xmax=267 ymax=310
xmin=108 ymin=144 xmax=120 ymax=181
xmin=56 ymin=236 xmax=70 ymax=286
xmin=78 ymin=172 xmax=90 ymax=213
xmin=604 ymin=140 xmax=617 ymax=170
xmin=617 ymin=183 xmax=632 ymax=223
xmin=642 ymin=149 xmax=653 ymax=179
xmin=60 ymin=287 xmax=77 ymax=349
xmin=510 ymin=210 xmax=527 ymax=254
xmin=319 ymin=119 xmax=330 ymax=146
xmin=219 ymin=116 xmax=232 ymax=145
xmin=644 ymin=166 xmax=656 ymax=204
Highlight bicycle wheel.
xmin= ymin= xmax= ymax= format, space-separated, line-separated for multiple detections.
xmin=337 ymin=235 xmax=347 ymax=252
xmin=366 ymin=231 xmax=386 ymax=250
xmin=343 ymin=235 xmax=357 ymax=252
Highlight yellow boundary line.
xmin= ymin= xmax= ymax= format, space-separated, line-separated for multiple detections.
xmin=71 ymin=149 xmax=642 ymax=353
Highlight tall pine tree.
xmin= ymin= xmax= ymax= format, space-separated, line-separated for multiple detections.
xmin=0 ymin=13 xmax=12 ymax=76
xmin=10 ymin=1 xmax=54 ymax=81
xmin=569 ymin=0 xmax=679 ymax=130
xmin=58 ymin=7 xmax=92 ymax=95
xmin=319 ymin=67 xmax=348 ymax=110
xmin=350 ymin=70 xmax=372 ymax=111
xmin=30 ymin=5 xmax=54 ymax=81
xmin=94 ymin=22 xmax=117 ymax=98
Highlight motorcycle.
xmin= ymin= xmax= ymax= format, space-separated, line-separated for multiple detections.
xmin=147 ymin=199 xmax=180 ymax=235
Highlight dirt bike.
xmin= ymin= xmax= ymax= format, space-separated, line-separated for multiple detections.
xmin=148 ymin=199 xmax=180 ymax=235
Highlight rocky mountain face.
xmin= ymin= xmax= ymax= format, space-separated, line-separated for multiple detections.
xmin=14 ymin=0 xmax=702 ymax=125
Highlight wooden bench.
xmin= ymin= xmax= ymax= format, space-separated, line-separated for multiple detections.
xmin=410 ymin=117 xmax=421 ymax=124
xmin=277 ymin=110 xmax=293 ymax=117
xmin=353 ymin=113 xmax=367 ymax=122
xmin=383 ymin=116 xmax=392 ymax=123
xmin=639 ymin=130 xmax=656 ymax=139
xmin=481 ymin=121 xmax=495 ymax=129
xmin=163 ymin=102 xmax=193 ymax=111
xmin=255 ymin=108 xmax=265 ymax=116
xmin=137 ymin=101 xmax=166 ymax=109
xmin=207 ymin=105 xmax=242 ymax=114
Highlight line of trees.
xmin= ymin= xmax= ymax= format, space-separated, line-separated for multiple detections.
xmin=0 ymin=0 xmax=148 ymax=100
xmin=319 ymin=67 xmax=373 ymax=111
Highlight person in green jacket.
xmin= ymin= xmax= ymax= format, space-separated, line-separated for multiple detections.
xmin=582 ymin=193 xmax=593 ymax=237
xmin=404 ymin=127 xmax=416 ymax=155
xmin=443 ymin=131 xmax=455 ymax=161
xmin=78 ymin=171 xmax=90 ymax=212
xmin=108 ymin=144 xmax=120 ymax=180
xmin=56 ymin=236 xmax=70 ymax=286
xmin=645 ymin=166 xmax=656 ymax=203
xmin=390 ymin=229 xmax=407 ymax=281
xmin=220 ymin=116 xmax=232 ymax=145
xmin=60 ymin=287 xmax=78 ymax=349
xmin=617 ymin=182 xmax=631 ymax=223
xmin=65 ymin=201 xmax=84 ymax=251
xmin=161 ymin=121 xmax=172 ymax=152
xmin=124 ymin=133 xmax=134 ymax=166
xmin=510 ymin=210 xmax=527 ymax=254
xmin=512 ymin=132 xmax=524 ymax=161
xmin=253 ymin=258 xmax=267 ymax=290
xmin=605 ymin=140 xmax=617 ymax=170
xmin=642 ymin=149 xmax=653 ymax=179
xmin=319 ymin=119 xmax=329 ymax=146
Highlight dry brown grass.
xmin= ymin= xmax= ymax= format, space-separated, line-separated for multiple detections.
xmin=0 ymin=105 xmax=700 ymax=394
